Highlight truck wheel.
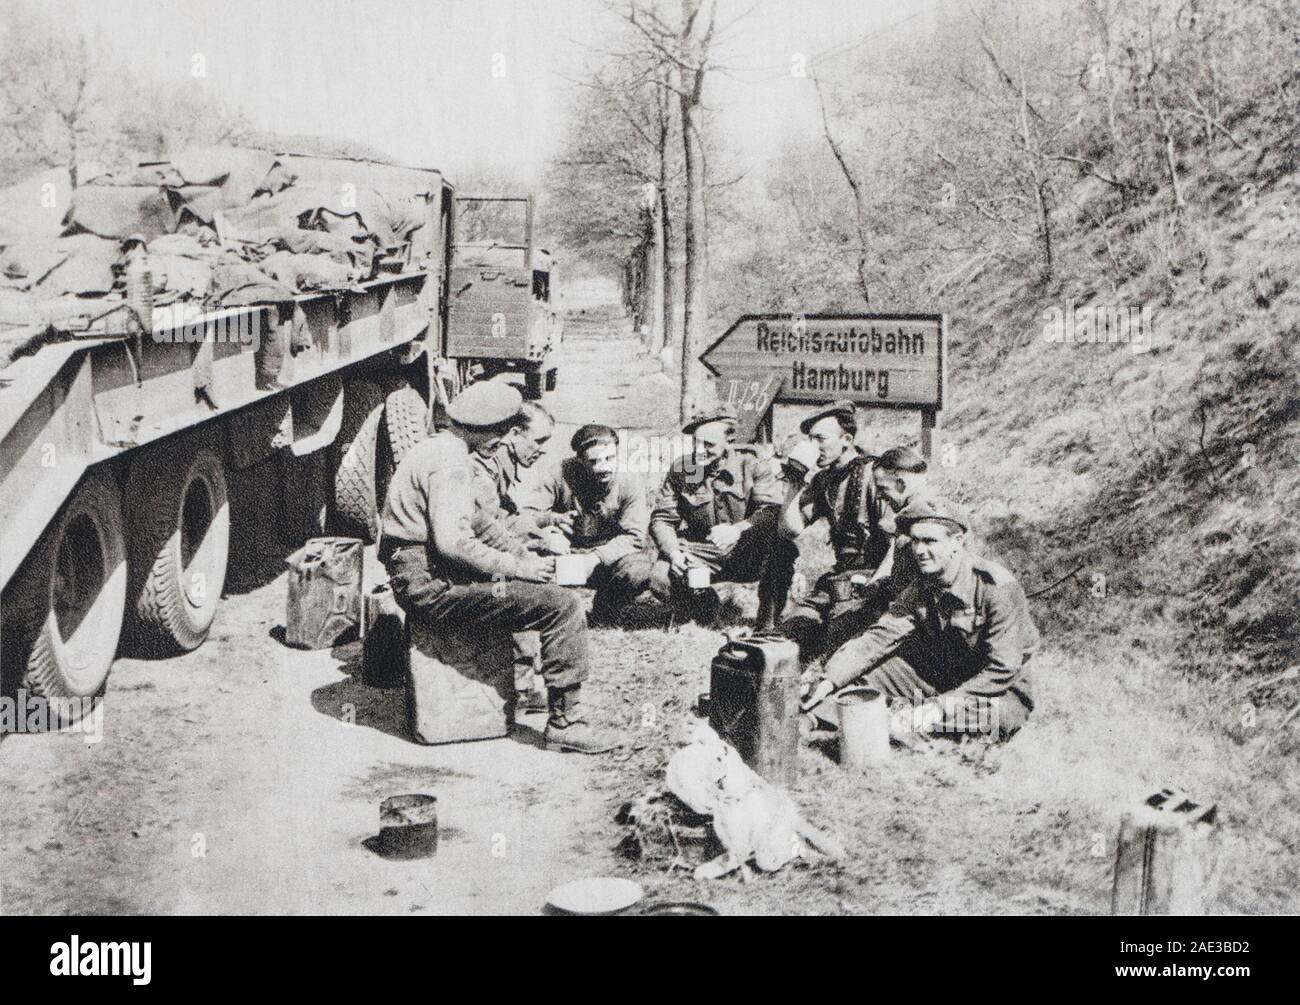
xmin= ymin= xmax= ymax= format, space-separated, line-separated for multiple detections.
xmin=545 ymin=367 xmax=558 ymax=392
xmin=334 ymin=380 xmax=386 ymax=541
xmin=524 ymin=370 xmax=544 ymax=400
xmin=383 ymin=386 xmax=430 ymax=467
xmin=127 ymin=446 xmax=231 ymax=654
xmin=2 ymin=470 xmax=127 ymax=723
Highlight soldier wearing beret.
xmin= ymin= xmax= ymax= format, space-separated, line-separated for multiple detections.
xmin=801 ymin=497 xmax=1039 ymax=743
xmin=380 ymin=380 xmax=618 ymax=754
xmin=648 ymin=405 xmax=798 ymax=629
xmin=779 ymin=401 xmax=893 ymax=659
xmin=522 ymin=423 xmax=654 ymax=623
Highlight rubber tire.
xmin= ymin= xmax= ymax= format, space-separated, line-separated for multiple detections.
xmin=333 ymin=380 xmax=386 ymax=541
xmin=524 ymin=369 xmax=544 ymax=400
xmin=126 ymin=446 xmax=231 ymax=655
xmin=2 ymin=470 xmax=127 ymax=724
xmin=382 ymin=386 xmax=430 ymax=467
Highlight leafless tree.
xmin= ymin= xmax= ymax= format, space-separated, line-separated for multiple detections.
xmin=613 ymin=0 xmax=730 ymax=420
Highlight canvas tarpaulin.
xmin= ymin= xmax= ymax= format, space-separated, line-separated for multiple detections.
xmin=60 ymin=184 xmax=179 ymax=240
xmin=0 ymin=235 xmax=118 ymax=295
xmin=0 ymin=143 xmax=437 ymax=356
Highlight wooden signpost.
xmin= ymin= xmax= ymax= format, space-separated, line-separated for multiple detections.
xmin=699 ymin=313 xmax=947 ymax=457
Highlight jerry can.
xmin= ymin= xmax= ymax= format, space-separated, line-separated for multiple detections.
xmin=708 ymin=635 xmax=801 ymax=787
xmin=284 ymin=537 xmax=363 ymax=649
xmin=1111 ymin=788 xmax=1221 ymax=915
xmin=406 ymin=618 xmax=513 ymax=745
xmin=362 ymin=582 xmax=407 ymax=688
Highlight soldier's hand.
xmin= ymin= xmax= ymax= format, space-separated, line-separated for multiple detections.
xmin=516 ymin=555 xmax=555 ymax=583
xmin=538 ymin=511 xmax=575 ymax=535
xmin=800 ymin=677 xmax=835 ymax=712
xmin=540 ymin=527 xmax=571 ymax=556
xmin=790 ymin=572 xmax=809 ymax=599
xmin=668 ymin=549 xmax=692 ymax=576
xmin=707 ymin=522 xmax=744 ymax=553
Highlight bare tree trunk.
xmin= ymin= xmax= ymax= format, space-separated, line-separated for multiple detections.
xmin=661 ymin=196 xmax=676 ymax=365
xmin=676 ymin=0 xmax=714 ymax=423
xmin=1159 ymin=115 xmax=1186 ymax=213
xmin=1143 ymin=12 xmax=1186 ymax=215
xmin=649 ymin=192 xmax=665 ymax=354
xmin=1036 ymin=178 xmax=1053 ymax=276
xmin=679 ymin=85 xmax=706 ymax=422
xmin=814 ymin=74 xmax=870 ymax=303
xmin=1015 ymin=20 xmax=1052 ymax=281
xmin=647 ymin=59 xmax=672 ymax=358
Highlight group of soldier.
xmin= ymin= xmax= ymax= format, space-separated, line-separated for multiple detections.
xmin=379 ymin=379 xmax=1039 ymax=757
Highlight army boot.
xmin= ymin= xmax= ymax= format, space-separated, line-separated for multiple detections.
xmin=543 ymin=686 xmax=620 ymax=754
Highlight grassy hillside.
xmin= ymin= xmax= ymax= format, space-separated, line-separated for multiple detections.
xmin=711 ymin=102 xmax=1298 ymax=700
xmin=937 ymin=136 xmax=1298 ymax=700
xmin=578 ymin=87 xmax=1300 ymax=915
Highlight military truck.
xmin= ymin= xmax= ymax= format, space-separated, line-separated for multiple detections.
xmin=446 ymin=195 xmax=560 ymax=398
xmin=0 ymin=147 xmax=554 ymax=721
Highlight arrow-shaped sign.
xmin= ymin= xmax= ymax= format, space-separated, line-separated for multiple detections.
xmin=700 ymin=313 xmax=947 ymax=442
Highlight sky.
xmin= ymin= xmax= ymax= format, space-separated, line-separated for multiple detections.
xmin=39 ymin=0 xmax=946 ymax=183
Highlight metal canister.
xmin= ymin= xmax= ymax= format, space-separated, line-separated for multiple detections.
xmin=362 ymin=582 xmax=407 ymax=688
xmin=123 ymin=244 xmax=153 ymax=335
xmin=377 ymin=794 xmax=438 ymax=859
xmin=707 ymin=636 xmax=801 ymax=787
xmin=284 ymin=536 xmax=364 ymax=649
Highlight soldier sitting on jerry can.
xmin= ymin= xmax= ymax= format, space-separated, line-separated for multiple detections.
xmin=649 ymin=404 xmax=798 ymax=630
xmin=380 ymin=381 xmax=618 ymax=754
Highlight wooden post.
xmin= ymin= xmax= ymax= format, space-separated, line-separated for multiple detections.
xmin=1111 ymin=788 xmax=1221 ymax=915
xmin=920 ymin=408 xmax=940 ymax=462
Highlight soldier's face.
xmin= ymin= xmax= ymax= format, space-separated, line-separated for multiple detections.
xmin=909 ymin=521 xmax=963 ymax=577
xmin=459 ymin=424 xmax=505 ymax=456
xmin=692 ymin=421 xmax=733 ymax=468
xmin=873 ymin=468 xmax=912 ymax=509
xmin=808 ymin=416 xmax=853 ymax=468
xmin=581 ymin=441 xmax=619 ymax=488
xmin=508 ymin=417 xmax=553 ymax=468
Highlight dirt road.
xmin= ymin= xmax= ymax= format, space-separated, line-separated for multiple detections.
xmin=0 ymin=279 xmax=661 ymax=916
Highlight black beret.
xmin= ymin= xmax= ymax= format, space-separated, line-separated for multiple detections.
xmin=446 ymin=380 xmax=523 ymax=428
xmin=682 ymin=404 xmax=738 ymax=435
xmin=799 ymin=399 xmax=857 ymax=435
xmin=571 ymin=423 xmax=619 ymax=453
xmin=894 ymin=495 xmax=970 ymax=535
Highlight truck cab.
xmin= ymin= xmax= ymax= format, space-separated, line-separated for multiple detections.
xmin=445 ymin=195 xmax=559 ymax=397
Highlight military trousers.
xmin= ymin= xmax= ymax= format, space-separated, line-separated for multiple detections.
xmin=384 ymin=544 xmax=589 ymax=691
